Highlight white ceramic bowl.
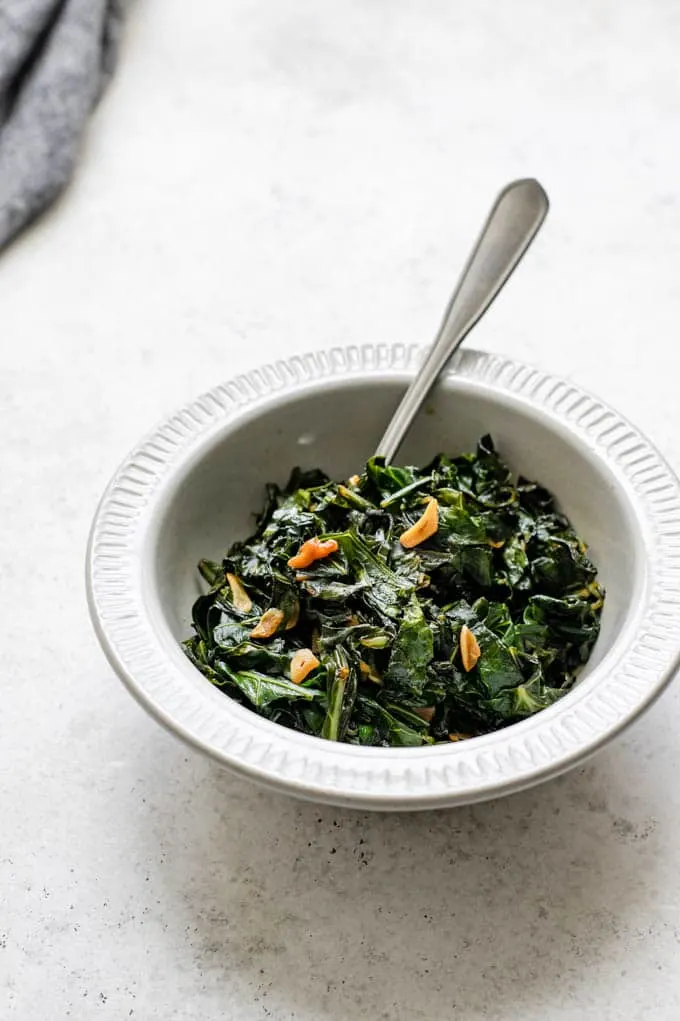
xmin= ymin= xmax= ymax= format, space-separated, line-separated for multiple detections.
xmin=87 ymin=346 xmax=680 ymax=809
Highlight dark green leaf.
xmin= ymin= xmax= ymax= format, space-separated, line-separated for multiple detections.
xmin=220 ymin=666 xmax=322 ymax=709
xmin=385 ymin=596 xmax=434 ymax=696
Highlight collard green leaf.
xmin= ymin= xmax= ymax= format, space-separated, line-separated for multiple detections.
xmin=220 ymin=639 xmax=292 ymax=676
xmin=502 ymin=534 xmax=529 ymax=586
xmin=330 ymin=529 xmax=414 ymax=622
xmin=474 ymin=626 xmax=525 ymax=696
xmin=198 ymin=559 xmax=223 ymax=586
xmin=530 ymin=537 xmax=594 ymax=595
xmin=220 ymin=666 xmax=322 ymax=709
xmin=364 ymin=457 xmax=416 ymax=502
xmin=385 ymin=596 xmax=434 ymax=696
xmin=212 ymin=618 xmax=258 ymax=649
xmin=459 ymin=546 xmax=494 ymax=588
xmin=303 ymin=578 xmax=370 ymax=602
xmin=438 ymin=502 xmax=488 ymax=546
xmin=485 ymin=678 xmax=565 ymax=719
xmin=354 ymin=695 xmax=433 ymax=746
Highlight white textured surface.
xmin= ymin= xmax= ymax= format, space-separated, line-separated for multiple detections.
xmin=3 ymin=0 xmax=680 ymax=1017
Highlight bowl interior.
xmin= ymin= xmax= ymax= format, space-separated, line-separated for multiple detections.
xmin=149 ymin=377 xmax=644 ymax=690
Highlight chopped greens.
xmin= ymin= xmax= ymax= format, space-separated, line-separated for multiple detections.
xmin=183 ymin=436 xmax=604 ymax=746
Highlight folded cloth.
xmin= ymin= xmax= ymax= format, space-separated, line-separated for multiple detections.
xmin=0 ymin=0 xmax=124 ymax=251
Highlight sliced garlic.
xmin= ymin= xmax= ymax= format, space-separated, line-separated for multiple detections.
xmin=399 ymin=498 xmax=439 ymax=549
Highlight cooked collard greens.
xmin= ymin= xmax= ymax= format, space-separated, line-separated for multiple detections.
xmin=183 ymin=436 xmax=604 ymax=746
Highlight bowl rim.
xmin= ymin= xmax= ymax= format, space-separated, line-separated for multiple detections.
xmin=86 ymin=345 xmax=680 ymax=809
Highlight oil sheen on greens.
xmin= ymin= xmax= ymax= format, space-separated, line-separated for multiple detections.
xmin=183 ymin=436 xmax=604 ymax=747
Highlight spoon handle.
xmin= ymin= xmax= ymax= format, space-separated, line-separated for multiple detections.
xmin=375 ymin=178 xmax=549 ymax=463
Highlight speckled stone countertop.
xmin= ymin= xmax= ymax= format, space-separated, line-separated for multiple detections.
xmin=3 ymin=2 xmax=680 ymax=1018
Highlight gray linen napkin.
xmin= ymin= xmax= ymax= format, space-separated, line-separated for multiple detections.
xmin=0 ymin=0 xmax=124 ymax=251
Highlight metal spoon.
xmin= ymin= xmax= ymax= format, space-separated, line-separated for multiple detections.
xmin=375 ymin=178 xmax=549 ymax=463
